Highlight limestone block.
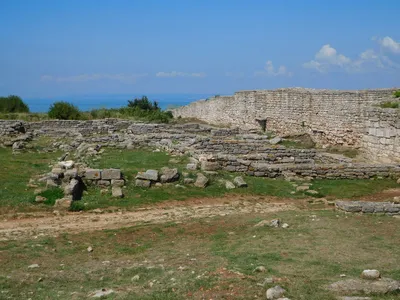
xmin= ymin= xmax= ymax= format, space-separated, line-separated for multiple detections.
xmin=136 ymin=170 xmax=158 ymax=181
xmin=102 ymin=169 xmax=121 ymax=180
xmin=85 ymin=169 xmax=101 ymax=180
xmin=135 ymin=179 xmax=151 ymax=188
xmin=112 ymin=186 xmax=124 ymax=198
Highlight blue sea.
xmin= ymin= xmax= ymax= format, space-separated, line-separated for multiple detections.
xmin=24 ymin=93 xmax=212 ymax=113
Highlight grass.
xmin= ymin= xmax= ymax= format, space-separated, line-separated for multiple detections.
xmin=380 ymin=101 xmax=400 ymax=109
xmin=324 ymin=145 xmax=360 ymax=158
xmin=0 ymin=146 xmax=399 ymax=212
xmin=0 ymin=210 xmax=399 ymax=299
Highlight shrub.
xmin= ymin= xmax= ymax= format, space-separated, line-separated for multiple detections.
xmin=0 ymin=95 xmax=29 ymax=113
xmin=393 ymin=90 xmax=400 ymax=98
xmin=380 ymin=101 xmax=399 ymax=109
xmin=128 ymin=96 xmax=159 ymax=111
xmin=48 ymin=101 xmax=81 ymax=120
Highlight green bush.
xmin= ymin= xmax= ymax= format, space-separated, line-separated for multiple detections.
xmin=48 ymin=101 xmax=81 ymax=120
xmin=393 ymin=90 xmax=400 ymax=98
xmin=128 ymin=96 xmax=159 ymax=111
xmin=0 ymin=95 xmax=29 ymax=113
xmin=380 ymin=101 xmax=399 ymax=109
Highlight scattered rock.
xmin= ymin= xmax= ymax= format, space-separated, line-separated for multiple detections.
xmin=136 ymin=170 xmax=158 ymax=181
xmin=54 ymin=198 xmax=72 ymax=209
xmin=186 ymin=163 xmax=198 ymax=171
xmin=35 ymin=196 xmax=47 ymax=203
xmin=160 ymin=167 xmax=180 ymax=183
xmin=266 ymin=285 xmax=286 ymax=299
xmin=131 ymin=275 xmax=140 ymax=282
xmin=233 ymin=176 xmax=247 ymax=187
xmin=296 ymin=185 xmax=309 ymax=192
xmin=397 ymin=178 xmax=400 ymax=184
xmin=135 ymin=179 xmax=151 ymax=188
xmin=87 ymin=246 xmax=93 ymax=253
xmin=254 ymin=266 xmax=266 ymax=272
xmin=201 ymin=161 xmax=220 ymax=171
xmin=183 ymin=178 xmax=195 ymax=184
xmin=90 ymin=288 xmax=114 ymax=298
xmin=28 ymin=264 xmax=39 ymax=269
xmin=58 ymin=160 xmax=75 ymax=169
xmin=327 ymin=278 xmax=400 ymax=295
xmin=269 ymin=137 xmax=282 ymax=145
xmin=361 ymin=269 xmax=380 ymax=280
xmin=111 ymin=186 xmax=123 ymax=198
xmin=194 ymin=173 xmax=209 ymax=188
xmin=281 ymin=223 xmax=289 ymax=228
xmin=111 ymin=179 xmax=125 ymax=187
xmin=225 ymin=180 xmax=236 ymax=189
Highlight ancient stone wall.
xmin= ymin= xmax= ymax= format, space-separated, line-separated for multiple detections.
xmin=362 ymin=107 xmax=400 ymax=163
xmin=172 ymin=88 xmax=396 ymax=147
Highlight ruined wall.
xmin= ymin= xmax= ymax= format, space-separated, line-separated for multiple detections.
xmin=173 ymin=88 xmax=396 ymax=146
xmin=362 ymin=107 xmax=400 ymax=163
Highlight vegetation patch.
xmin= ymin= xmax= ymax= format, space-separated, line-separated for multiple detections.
xmin=0 ymin=95 xmax=29 ymax=113
xmin=380 ymin=101 xmax=400 ymax=109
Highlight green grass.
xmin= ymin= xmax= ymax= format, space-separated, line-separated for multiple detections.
xmin=380 ymin=101 xmax=400 ymax=109
xmin=0 ymin=210 xmax=399 ymax=299
xmin=324 ymin=145 xmax=360 ymax=158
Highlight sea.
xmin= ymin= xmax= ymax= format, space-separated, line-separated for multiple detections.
xmin=24 ymin=93 xmax=213 ymax=113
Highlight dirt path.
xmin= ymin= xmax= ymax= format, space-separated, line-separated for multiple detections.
xmin=0 ymin=196 xmax=300 ymax=241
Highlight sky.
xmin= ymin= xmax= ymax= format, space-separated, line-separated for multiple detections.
xmin=0 ymin=0 xmax=399 ymax=98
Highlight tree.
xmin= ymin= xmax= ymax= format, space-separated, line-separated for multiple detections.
xmin=48 ymin=101 xmax=81 ymax=120
xmin=0 ymin=95 xmax=29 ymax=113
xmin=127 ymin=96 xmax=159 ymax=111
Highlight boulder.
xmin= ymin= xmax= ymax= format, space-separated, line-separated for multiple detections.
xmin=58 ymin=160 xmax=75 ymax=169
xmin=183 ymin=178 xmax=195 ymax=184
xmin=361 ymin=270 xmax=380 ymax=280
xmin=135 ymin=179 xmax=151 ymax=188
xmin=85 ymin=169 xmax=101 ymax=180
xmin=64 ymin=178 xmax=80 ymax=195
xmin=186 ymin=163 xmax=198 ymax=171
xmin=269 ymin=137 xmax=282 ymax=145
xmin=160 ymin=167 xmax=180 ymax=183
xmin=35 ymin=196 xmax=47 ymax=203
xmin=233 ymin=176 xmax=247 ymax=187
xmin=201 ymin=161 xmax=220 ymax=171
xmin=102 ymin=169 xmax=121 ymax=180
xmin=194 ymin=173 xmax=209 ymax=188
xmin=266 ymin=285 xmax=286 ymax=299
xmin=327 ymin=278 xmax=400 ymax=295
xmin=136 ymin=170 xmax=158 ymax=181
xmin=54 ymin=198 xmax=72 ymax=209
xmin=112 ymin=186 xmax=124 ymax=198
xmin=64 ymin=169 xmax=78 ymax=180
xmin=225 ymin=180 xmax=236 ymax=189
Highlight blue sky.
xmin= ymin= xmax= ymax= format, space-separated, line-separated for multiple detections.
xmin=0 ymin=0 xmax=399 ymax=98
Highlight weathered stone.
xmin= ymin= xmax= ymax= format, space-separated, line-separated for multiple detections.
xmin=194 ymin=173 xmax=209 ymax=188
xmin=51 ymin=167 xmax=64 ymax=176
xmin=90 ymin=288 xmax=114 ymax=298
xmin=186 ymin=163 xmax=198 ymax=170
xmin=97 ymin=180 xmax=111 ymax=187
xmin=64 ymin=169 xmax=78 ymax=180
xmin=85 ymin=169 xmax=101 ymax=180
xmin=183 ymin=178 xmax=195 ymax=184
xmin=135 ymin=179 xmax=151 ymax=188
xmin=160 ymin=167 xmax=179 ymax=183
xmin=225 ymin=180 xmax=235 ymax=189
xmin=136 ymin=170 xmax=158 ymax=181
xmin=266 ymin=285 xmax=286 ymax=299
xmin=112 ymin=186 xmax=123 ymax=198
xmin=233 ymin=176 xmax=247 ymax=187
xmin=46 ymin=179 xmax=59 ymax=188
xmin=361 ymin=269 xmax=380 ymax=280
xmin=102 ymin=169 xmax=121 ymax=180
xmin=35 ymin=196 xmax=47 ymax=203
xmin=269 ymin=137 xmax=282 ymax=145
xmin=327 ymin=278 xmax=400 ymax=295
xmin=58 ymin=160 xmax=75 ymax=169
xmin=64 ymin=178 xmax=80 ymax=195
xmin=296 ymin=185 xmax=309 ymax=192
xmin=111 ymin=179 xmax=125 ymax=187
xmin=335 ymin=201 xmax=363 ymax=212
xmin=54 ymin=198 xmax=72 ymax=209
xmin=201 ymin=161 xmax=220 ymax=171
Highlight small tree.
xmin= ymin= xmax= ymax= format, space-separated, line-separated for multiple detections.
xmin=128 ymin=96 xmax=159 ymax=111
xmin=0 ymin=95 xmax=29 ymax=113
xmin=48 ymin=101 xmax=81 ymax=120
xmin=394 ymin=90 xmax=400 ymax=98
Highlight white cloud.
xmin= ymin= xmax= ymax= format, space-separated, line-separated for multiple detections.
xmin=41 ymin=73 xmax=147 ymax=83
xmin=156 ymin=71 xmax=206 ymax=78
xmin=255 ymin=60 xmax=293 ymax=77
xmin=303 ymin=44 xmax=352 ymax=72
xmin=378 ymin=36 xmax=400 ymax=54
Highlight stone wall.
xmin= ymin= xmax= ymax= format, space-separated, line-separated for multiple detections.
xmin=172 ymin=88 xmax=396 ymax=147
xmin=362 ymin=107 xmax=400 ymax=163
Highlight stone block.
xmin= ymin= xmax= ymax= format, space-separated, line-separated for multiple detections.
xmin=136 ymin=170 xmax=158 ymax=181
xmin=201 ymin=161 xmax=220 ymax=171
xmin=186 ymin=163 xmax=198 ymax=171
xmin=85 ymin=169 xmax=101 ymax=180
xmin=233 ymin=176 xmax=247 ymax=187
xmin=111 ymin=179 xmax=125 ymax=187
xmin=102 ymin=169 xmax=121 ymax=180
xmin=97 ymin=180 xmax=111 ymax=187
xmin=160 ymin=167 xmax=179 ymax=183
xmin=135 ymin=179 xmax=151 ymax=188
xmin=112 ymin=186 xmax=124 ymax=198
xmin=54 ymin=198 xmax=72 ymax=209
xmin=194 ymin=173 xmax=209 ymax=188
